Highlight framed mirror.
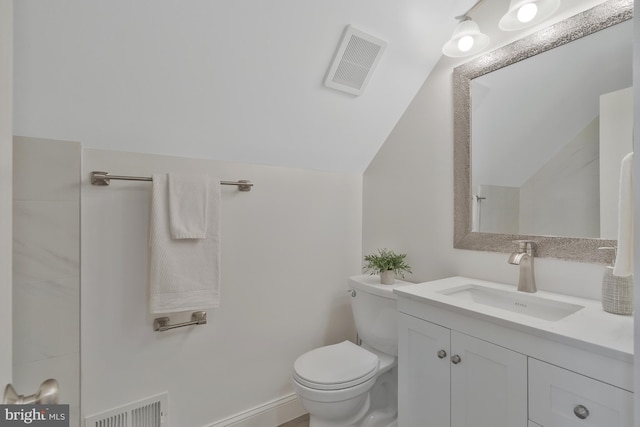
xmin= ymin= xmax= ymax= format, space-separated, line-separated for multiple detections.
xmin=453 ymin=0 xmax=632 ymax=263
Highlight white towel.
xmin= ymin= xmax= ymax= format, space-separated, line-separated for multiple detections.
xmin=168 ymin=173 xmax=209 ymax=239
xmin=149 ymin=173 xmax=221 ymax=313
xmin=613 ymin=152 xmax=633 ymax=277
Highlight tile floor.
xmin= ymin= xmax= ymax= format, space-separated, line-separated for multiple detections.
xmin=278 ymin=414 xmax=309 ymax=427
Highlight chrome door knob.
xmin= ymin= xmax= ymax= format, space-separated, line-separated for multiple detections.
xmin=437 ymin=350 xmax=447 ymax=359
xmin=3 ymin=379 xmax=59 ymax=405
xmin=451 ymin=354 xmax=462 ymax=364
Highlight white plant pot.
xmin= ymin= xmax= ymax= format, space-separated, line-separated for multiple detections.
xmin=380 ymin=270 xmax=395 ymax=285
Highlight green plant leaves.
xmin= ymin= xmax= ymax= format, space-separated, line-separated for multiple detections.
xmin=363 ymin=248 xmax=412 ymax=278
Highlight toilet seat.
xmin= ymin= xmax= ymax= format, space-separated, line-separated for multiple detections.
xmin=293 ymin=341 xmax=379 ymax=390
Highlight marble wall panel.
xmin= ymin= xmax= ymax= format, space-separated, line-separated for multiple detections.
xmin=12 ymin=137 xmax=80 ymax=427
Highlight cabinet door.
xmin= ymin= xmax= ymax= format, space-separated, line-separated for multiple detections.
xmin=529 ymin=358 xmax=633 ymax=427
xmin=398 ymin=313 xmax=450 ymax=427
xmin=450 ymin=331 xmax=527 ymax=427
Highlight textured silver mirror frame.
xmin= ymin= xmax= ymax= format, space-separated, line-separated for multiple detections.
xmin=453 ymin=0 xmax=632 ymax=263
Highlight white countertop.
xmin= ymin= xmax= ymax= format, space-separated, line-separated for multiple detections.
xmin=394 ymin=276 xmax=634 ymax=361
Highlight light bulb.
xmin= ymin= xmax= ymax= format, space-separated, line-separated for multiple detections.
xmin=457 ymin=35 xmax=474 ymax=52
xmin=517 ymin=3 xmax=538 ymax=23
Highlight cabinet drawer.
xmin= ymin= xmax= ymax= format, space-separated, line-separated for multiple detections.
xmin=529 ymin=358 xmax=633 ymax=427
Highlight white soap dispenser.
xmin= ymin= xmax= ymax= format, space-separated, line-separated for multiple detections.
xmin=599 ymin=247 xmax=633 ymax=315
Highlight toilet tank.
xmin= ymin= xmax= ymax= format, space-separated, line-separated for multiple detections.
xmin=348 ymin=275 xmax=411 ymax=356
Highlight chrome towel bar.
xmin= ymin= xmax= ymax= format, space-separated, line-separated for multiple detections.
xmin=90 ymin=171 xmax=253 ymax=192
xmin=154 ymin=311 xmax=207 ymax=332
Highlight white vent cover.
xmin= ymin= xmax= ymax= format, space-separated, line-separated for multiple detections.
xmin=324 ymin=26 xmax=387 ymax=96
xmin=84 ymin=393 xmax=168 ymax=427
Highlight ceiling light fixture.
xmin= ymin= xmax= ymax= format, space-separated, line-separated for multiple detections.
xmin=442 ymin=0 xmax=490 ymax=58
xmin=499 ymin=0 xmax=561 ymax=31
xmin=442 ymin=17 xmax=490 ymax=57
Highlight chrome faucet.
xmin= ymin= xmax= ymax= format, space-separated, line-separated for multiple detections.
xmin=508 ymin=240 xmax=537 ymax=293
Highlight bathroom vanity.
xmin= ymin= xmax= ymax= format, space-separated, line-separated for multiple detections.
xmin=394 ymin=277 xmax=634 ymax=427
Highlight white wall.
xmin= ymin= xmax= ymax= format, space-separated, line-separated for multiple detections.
xmin=13 ymin=137 xmax=80 ymax=426
xmin=0 ymin=0 xmax=13 ymax=387
xmin=363 ymin=52 xmax=610 ymax=303
xmin=633 ymin=0 xmax=640 ymax=420
xmin=82 ymin=149 xmax=362 ymax=426
xmin=600 ymin=87 xmax=634 ymax=240
xmin=362 ymin=60 xmax=459 ymax=284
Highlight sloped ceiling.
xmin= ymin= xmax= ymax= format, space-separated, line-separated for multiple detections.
xmin=13 ymin=0 xmax=612 ymax=173
xmin=13 ymin=0 xmax=477 ymax=173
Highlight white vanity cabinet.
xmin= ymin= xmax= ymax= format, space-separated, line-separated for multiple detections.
xmin=395 ymin=277 xmax=634 ymax=427
xmin=398 ymin=312 xmax=527 ymax=427
xmin=528 ymin=358 xmax=633 ymax=426
xmin=398 ymin=313 xmax=450 ymax=426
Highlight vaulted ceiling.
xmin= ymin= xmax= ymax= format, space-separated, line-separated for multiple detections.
xmin=13 ymin=0 xmax=609 ymax=172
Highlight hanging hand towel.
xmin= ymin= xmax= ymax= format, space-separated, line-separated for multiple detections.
xmin=613 ymin=152 xmax=633 ymax=277
xmin=168 ymin=173 xmax=209 ymax=239
xmin=149 ymin=173 xmax=221 ymax=313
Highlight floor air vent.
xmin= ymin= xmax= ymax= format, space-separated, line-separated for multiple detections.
xmin=84 ymin=393 xmax=168 ymax=427
xmin=324 ymin=25 xmax=387 ymax=96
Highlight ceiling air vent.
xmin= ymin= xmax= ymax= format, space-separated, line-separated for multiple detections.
xmin=324 ymin=25 xmax=387 ymax=96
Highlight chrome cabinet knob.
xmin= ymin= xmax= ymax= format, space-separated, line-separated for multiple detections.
xmin=573 ymin=405 xmax=589 ymax=419
xmin=347 ymin=289 xmax=356 ymax=297
xmin=437 ymin=350 xmax=447 ymax=359
xmin=451 ymin=354 xmax=462 ymax=364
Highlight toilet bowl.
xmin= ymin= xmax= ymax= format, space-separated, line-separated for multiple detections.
xmin=292 ymin=341 xmax=397 ymax=427
xmin=291 ymin=275 xmax=409 ymax=427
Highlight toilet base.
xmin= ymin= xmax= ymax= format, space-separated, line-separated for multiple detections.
xmin=308 ymin=394 xmax=370 ymax=427
xmin=358 ymin=408 xmax=397 ymax=427
xmin=305 ymin=367 xmax=398 ymax=427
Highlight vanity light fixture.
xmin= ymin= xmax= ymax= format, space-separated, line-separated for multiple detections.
xmin=442 ymin=17 xmax=490 ymax=57
xmin=499 ymin=0 xmax=561 ymax=31
xmin=443 ymin=0 xmax=562 ymax=58
xmin=442 ymin=0 xmax=490 ymax=58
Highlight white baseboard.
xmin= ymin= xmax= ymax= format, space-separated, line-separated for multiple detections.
xmin=208 ymin=394 xmax=306 ymax=427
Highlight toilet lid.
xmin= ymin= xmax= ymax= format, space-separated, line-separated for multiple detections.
xmin=293 ymin=341 xmax=379 ymax=390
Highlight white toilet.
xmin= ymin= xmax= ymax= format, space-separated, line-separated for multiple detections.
xmin=292 ymin=275 xmax=409 ymax=427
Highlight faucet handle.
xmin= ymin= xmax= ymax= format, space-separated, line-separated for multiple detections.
xmin=513 ymin=240 xmax=536 ymax=255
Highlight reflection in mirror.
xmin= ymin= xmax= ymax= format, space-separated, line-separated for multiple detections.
xmin=453 ymin=0 xmax=632 ymax=263
xmin=471 ymin=20 xmax=632 ymax=239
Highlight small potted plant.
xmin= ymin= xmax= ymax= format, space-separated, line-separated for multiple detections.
xmin=364 ymin=248 xmax=412 ymax=285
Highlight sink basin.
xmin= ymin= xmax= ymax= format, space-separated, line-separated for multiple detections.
xmin=437 ymin=284 xmax=584 ymax=321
